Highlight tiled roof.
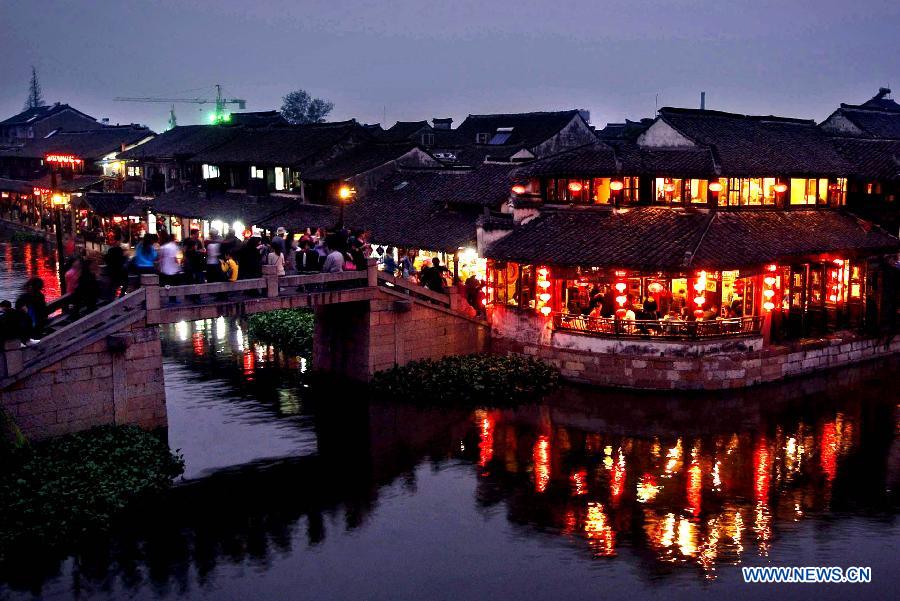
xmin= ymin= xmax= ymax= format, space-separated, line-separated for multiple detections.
xmin=359 ymin=164 xmax=514 ymax=209
xmin=80 ymin=192 xmax=145 ymax=216
xmin=511 ymin=141 xmax=716 ymax=178
xmin=30 ymin=173 xmax=109 ymax=192
xmin=228 ymin=111 xmax=287 ymax=127
xmin=119 ymin=125 xmax=242 ymax=160
xmin=148 ymin=189 xmax=296 ymax=224
xmin=380 ymin=121 xmax=431 ymax=142
xmin=691 ymin=210 xmax=900 ymax=268
xmin=257 ymin=203 xmax=339 ymax=231
xmin=512 ymin=143 xmax=618 ymax=178
xmin=300 ymin=142 xmax=424 ymax=181
xmin=0 ymin=177 xmax=34 ymax=194
xmin=831 ymin=138 xmax=900 ymax=180
xmin=189 ymin=121 xmax=366 ymax=165
xmin=340 ymin=167 xmax=512 ymax=251
xmin=1 ymin=126 xmax=154 ymax=161
xmin=455 ymin=110 xmax=583 ymax=149
xmin=612 ymin=141 xmax=718 ymax=177
xmin=0 ymin=104 xmax=96 ymax=126
xmin=836 ymin=108 xmax=900 ymax=139
xmin=486 ymin=208 xmax=710 ymax=269
xmin=486 ymin=207 xmax=899 ymax=269
xmin=657 ymin=108 xmax=849 ymax=176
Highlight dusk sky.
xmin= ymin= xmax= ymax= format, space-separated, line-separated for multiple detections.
xmin=2 ymin=0 xmax=898 ymax=133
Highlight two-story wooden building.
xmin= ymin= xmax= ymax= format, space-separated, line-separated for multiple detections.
xmin=482 ymin=106 xmax=899 ymax=389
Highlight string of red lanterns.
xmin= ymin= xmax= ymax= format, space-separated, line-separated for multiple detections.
xmin=536 ymin=266 xmax=552 ymax=316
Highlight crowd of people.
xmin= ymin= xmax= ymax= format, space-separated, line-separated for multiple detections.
xmin=1 ymin=222 xmax=491 ymax=348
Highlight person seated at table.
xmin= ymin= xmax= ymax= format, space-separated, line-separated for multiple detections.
xmin=662 ymin=310 xmax=680 ymax=321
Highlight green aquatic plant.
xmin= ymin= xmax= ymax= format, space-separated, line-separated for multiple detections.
xmin=0 ymin=425 xmax=184 ymax=562
xmin=372 ymin=353 xmax=559 ymax=405
xmin=248 ymin=309 xmax=314 ymax=356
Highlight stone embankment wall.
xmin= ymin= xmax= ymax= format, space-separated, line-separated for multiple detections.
xmin=490 ymin=305 xmax=898 ymax=390
xmin=0 ymin=323 xmax=166 ymax=440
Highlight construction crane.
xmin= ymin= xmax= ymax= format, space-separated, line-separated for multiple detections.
xmin=114 ymin=84 xmax=247 ymax=128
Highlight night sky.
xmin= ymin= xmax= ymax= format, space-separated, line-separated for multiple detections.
xmin=1 ymin=0 xmax=898 ymax=132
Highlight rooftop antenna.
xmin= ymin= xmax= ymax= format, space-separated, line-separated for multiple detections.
xmin=701 ymin=91 xmax=706 ymax=110
xmin=655 ymin=93 xmax=659 ymax=115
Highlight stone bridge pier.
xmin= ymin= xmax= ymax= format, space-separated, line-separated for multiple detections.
xmin=313 ymin=289 xmax=491 ymax=381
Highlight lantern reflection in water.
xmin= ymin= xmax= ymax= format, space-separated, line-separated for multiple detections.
xmin=687 ymin=457 xmax=702 ymax=517
xmin=820 ymin=421 xmax=838 ymax=482
xmin=636 ymin=473 xmax=660 ymax=503
xmin=571 ymin=469 xmax=588 ymax=496
xmin=584 ymin=502 xmax=615 ymax=557
xmin=476 ymin=411 xmax=495 ymax=470
xmin=610 ymin=450 xmax=626 ymax=504
xmin=191 ymin=331 xmax=205 ymax=357
xmin=533 ymin=435 xmax=551 ymax=493
xmin=753 ymin=436 xmax=772 ymax=555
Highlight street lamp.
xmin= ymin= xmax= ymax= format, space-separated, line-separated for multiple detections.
xmin=337 ymin=185 xmax=356 ymax=230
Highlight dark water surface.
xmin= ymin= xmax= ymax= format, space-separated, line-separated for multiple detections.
xmin=1 ymin=241 xmax=898 ymax=600
xmin=0 ymin=240 xmax=60 ymax=303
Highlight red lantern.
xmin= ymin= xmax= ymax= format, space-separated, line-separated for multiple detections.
xmin=242 ymin=228 xmax=253 ymax=239
xmin=693 ymin=309 xmax=705 ymax=319
xmin=708 ymin=180 xmax=723 ymax=193
xmin=610 ymin=180 xmax=624 ymax=191
xmin=615 ymin=308 xmax=627 ymax=318
xmin=511 ymin=184 xmax=526 ymax=195
xmin=567 ymin=181 xmax=583 ymax=193
xmin=774 ymin=183 xmax=787 ymax=194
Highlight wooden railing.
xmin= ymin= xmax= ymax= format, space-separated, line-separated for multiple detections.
xmin=552 ymin=312 xmax=764 ymax=340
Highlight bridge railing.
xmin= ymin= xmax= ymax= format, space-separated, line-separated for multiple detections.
xmin=377 ymin=271 xmax=452 ymax=308
xmin=20 ymin=288 xmax=148 ymax=364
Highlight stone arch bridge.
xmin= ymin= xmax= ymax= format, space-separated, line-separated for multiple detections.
xmin=1 ymin=260 xmax=489 ymax=440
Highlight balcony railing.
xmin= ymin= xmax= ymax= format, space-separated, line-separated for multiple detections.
xmin=552 ymin=312 xmax=764 ymax=340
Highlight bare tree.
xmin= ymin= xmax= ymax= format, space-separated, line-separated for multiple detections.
xmin=24 ymin=66 xmax=46 ymax=110
xmin=281 ymin=89 xmax=334 ymax=124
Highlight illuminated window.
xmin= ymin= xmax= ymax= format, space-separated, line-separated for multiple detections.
xmin=126 ymin=166 xmax=141 ymax=177
xmin=721 ymin=178 xmax=776 ymax=206
xmin=623 ymin=177 xmax=640 ymax=202
xmin=250 ymin=166 xmax=265 ymax=179
xmin=201 ymin=164 xmax=220 ymax=180
xmin=828 ymin=178 xmax=846 ymax=205
xmin=275 ymin=167 xmax=286 ymax=191
xmin=790 ymin=178 xmax=827 ymax=205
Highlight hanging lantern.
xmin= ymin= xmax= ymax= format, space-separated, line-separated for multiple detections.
xmin=708 ymin=180 xmax=723 ymax=193
xmin=511 ymin=184 xmax=526 ymax=195
xmin=664 ymin=182 xmax=675 ymax=193
xmin=763 ymin=289 xmax=775 ymax=299
xmin=615 ymin=295 xmax=627 ymax=306
xmin=537 ymin=279 xmax=551 ymax=290
xmin=774 ymin=183 xmax=787 ymax=194
xmin=615 ymin=282 xmax=627 ymax=293
xmin=540 ymin=306 xmax=552 ymax=316
xmin=567 ymin=181 xmax=583 ymax=193
xmin=648 ymin=282 xmax=664 ymax=294
xmin=693 ymin=309 xmax=705 ymax=319
xmin=610 ymin=180 xmax=624 ymax=191
xmin=615 ymin=308 xmax=627 ymax=318
xmin=763 ymin=301 xmax=775 ymax=311
xmin=693 ymin=295 xmax=706 ymax=306
xmin=764 ymin=276 xmax=776 ymax=286
xmin=538 ymin=292 xmax=551 ymax=303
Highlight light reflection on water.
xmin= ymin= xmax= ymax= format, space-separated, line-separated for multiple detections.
xmin=0 ymin=240 xmax=61 ymax=302
xmin=0 ymin=305 xmax=897 ymax=599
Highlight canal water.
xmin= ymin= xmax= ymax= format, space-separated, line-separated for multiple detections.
xmin=1 ymin=239 xmax=898 ymax=600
